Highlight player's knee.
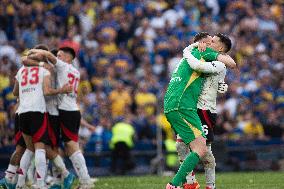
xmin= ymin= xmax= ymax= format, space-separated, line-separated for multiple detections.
xmin=199 ymin=145 xmax=208 ymax=157
xmin=34 ymin=142 xmax=45 ymax=149
xmin=46 ymin=145 xmax=58 ymax=160
xmin=192 ymin=145 xmax=207 ymax=158
xmin=65 ymin=140 xmax=79 ymax=156
xmin=176 ymin=141 xmax=188 ymax=162
xmin=190 ymin=137 xmax=207 ymax=157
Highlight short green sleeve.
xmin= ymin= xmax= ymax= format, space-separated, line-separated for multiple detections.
xmin=200 ymin=47 xmax=219 ymax=61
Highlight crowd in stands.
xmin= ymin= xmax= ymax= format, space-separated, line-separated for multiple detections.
xmin=0 ymin=0 xmax=283 ymax=152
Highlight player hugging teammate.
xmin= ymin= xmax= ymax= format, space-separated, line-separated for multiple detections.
xmin=164 ymin=32 xmax=236 ymax=189
xmin=0 ymin=44 xmax=92 ymax=189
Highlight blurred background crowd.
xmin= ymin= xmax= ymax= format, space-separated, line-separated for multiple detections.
xmin=0 ymin=0 xmax=283 ymax=166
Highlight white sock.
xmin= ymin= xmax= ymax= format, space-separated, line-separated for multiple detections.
xmin=5 ymin=164 xmax=18 ymax=184
xmin=204 ymin=145 xmax=215 ymax=188
xmin=52 ymin=163 xmax=62 ymax=184
xmin=35 ymin=149 xmax=47 ymax=187
xmin=69 ymin=151 xmax=90 ymax=184
xmin=186 ymin=171 xmax=196 ymax=184
xmin=16 ymin=149 xmax=34 ymax=187
xmin=52 ymin=155 xmax=69 ymax=178
xmin=205 ymin=167 xmax=215 ymax=188
xmin=45 ymin=159 xmax=49 ymax=183
xmin=27 ymin=158 xmax=35 ymax=185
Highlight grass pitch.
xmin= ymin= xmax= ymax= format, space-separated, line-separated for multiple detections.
xmin=93 ymin=172 xmax=284 ymax=189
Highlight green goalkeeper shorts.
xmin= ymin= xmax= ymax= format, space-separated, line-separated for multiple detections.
xmin=165 ymin=110 xmax=206 ymax=145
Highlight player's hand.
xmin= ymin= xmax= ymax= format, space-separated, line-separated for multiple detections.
xmin=217 ymin=81 xmax=228 ymax=93
xmin=27 ymin=49 xmax=35 ymax=56
xmin=28 ymin=49 xmax=42 ymax=56
xmin=198 ymin=42 xmax=207 ymax=52
xmin=27 ymin=49 xmax=46 ymax=61
xmin=61 ymin=84 xmax=73 ymax=94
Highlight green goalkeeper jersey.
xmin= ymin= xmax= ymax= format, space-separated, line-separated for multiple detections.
xmin=164 ymin=47 xmax=219 ymax=113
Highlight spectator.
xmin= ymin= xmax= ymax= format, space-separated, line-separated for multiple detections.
xmin=110 ymin=120 xmax=135 ymax=174
xmin=108 ymin=81 xmax=131 ymax=118
xmin=135 ymin=82 xmax=157 ymax=116
xmin=243 ymin=116 xmax=267 ymax=140
xmin=263 ymin=112 xmax=283 ymax=139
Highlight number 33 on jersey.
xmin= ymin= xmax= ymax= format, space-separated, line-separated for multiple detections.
xmin=16 ymin=66 xmax=50 ymax=114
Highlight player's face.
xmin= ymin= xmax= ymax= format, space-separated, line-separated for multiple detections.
xmin=57 ymin=50 xmax=72 ymax=63
xmin=200 ymin=35 xmax=213 ymax=46
xmin=209 ymin=36 xmax=224 ymax=52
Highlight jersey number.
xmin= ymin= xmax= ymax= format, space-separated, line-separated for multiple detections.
xmin=202 ymin=125 xmax=208 ymax=135
xmin=68 ymin=73 xmax=79 ymax=94
xmin=21 ymin=67 xmax=39 ymax=86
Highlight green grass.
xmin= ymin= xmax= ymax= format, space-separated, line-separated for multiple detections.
xmin=93 ymin=172 xmax=284 ymax=189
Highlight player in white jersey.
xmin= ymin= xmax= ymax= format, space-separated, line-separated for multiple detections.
xmin=26 ymin=47 xmax=92 ymax=189
xmin=0 ymin=45 xmax=70 ymax=189
xmin=21 ymin=48 xmax=78 ymax=189
xmin=14 ymin=45 xmax=73 ymax=189
xmin=43 ymin=59 xmax=77 ymax=189
xmin=175 ymin=33 xmax=236 ymax=189
xmin=14 ymin=64 xmax=51 ymax=189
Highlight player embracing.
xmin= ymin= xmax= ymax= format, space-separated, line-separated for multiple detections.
xmin=176 ymin=33 xmax=235 ymax=189
xmin=25 ymin=47 xmax=92 ymax=189
xmin=42 ymin=50 xmax=78 ymax=189
xmin=164 ymin=32 xmax=235 ymax=189
xmin=13 ymin=44 xmax=72 ymax=189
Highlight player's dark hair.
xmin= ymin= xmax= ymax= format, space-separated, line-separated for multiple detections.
xmin=215 ymin=33 xmax=232 ymax=53
xmin=33 ymin=44 xmax=49 ymax=51
xmin=51 ymin=49 xmax=58 ymax=56
xmin=59 ymin=47 xmax=76 ymax=59
xmin=193 ymin=32 xmax=210 ymax=42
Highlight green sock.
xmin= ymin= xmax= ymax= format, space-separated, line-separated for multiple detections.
xmin=171 ymin=152 xmax=200 ymax=186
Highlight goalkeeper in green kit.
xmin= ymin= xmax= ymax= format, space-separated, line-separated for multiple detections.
xmin=164 ymin=32 xmax=234 ymax=189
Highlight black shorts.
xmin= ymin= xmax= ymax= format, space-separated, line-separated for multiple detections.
xmin=47 ymin=114 xmax=60 ymax=147
xmin=197 ymin=109 xmax=217 ymax=143
xmin=19 ymin=112 xmax=49 ymax=144
xmin=14 ymin=113 xmax=26 ymax=148
xmin=59 ymin=109 xmax=81 ymax=142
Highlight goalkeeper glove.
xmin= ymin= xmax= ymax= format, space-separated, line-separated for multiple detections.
xmin=217 ymin=81 xmax=228 ymax=93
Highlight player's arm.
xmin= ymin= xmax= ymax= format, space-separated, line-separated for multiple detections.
xmin=28 ymin=49 xmax=57 ymax=65
xmin=217 ymin=54 xmax=236 ymax=68
xmin=183 ymin=50 xmax=220 ymax=73
xmin=184 ymin=42 xmax=236 ymax=69
xmin=13 ymin=80 xmax=19 ymax=97
xmin=43 ymin=75 xmax=72 ymax=96
xmin=21 ymin=56 xmax=42 ymax=67
xmin=183 ymin=42 xmax=199 ymax=54
xmin=80 ymin=118 xmax=96 ymax=132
